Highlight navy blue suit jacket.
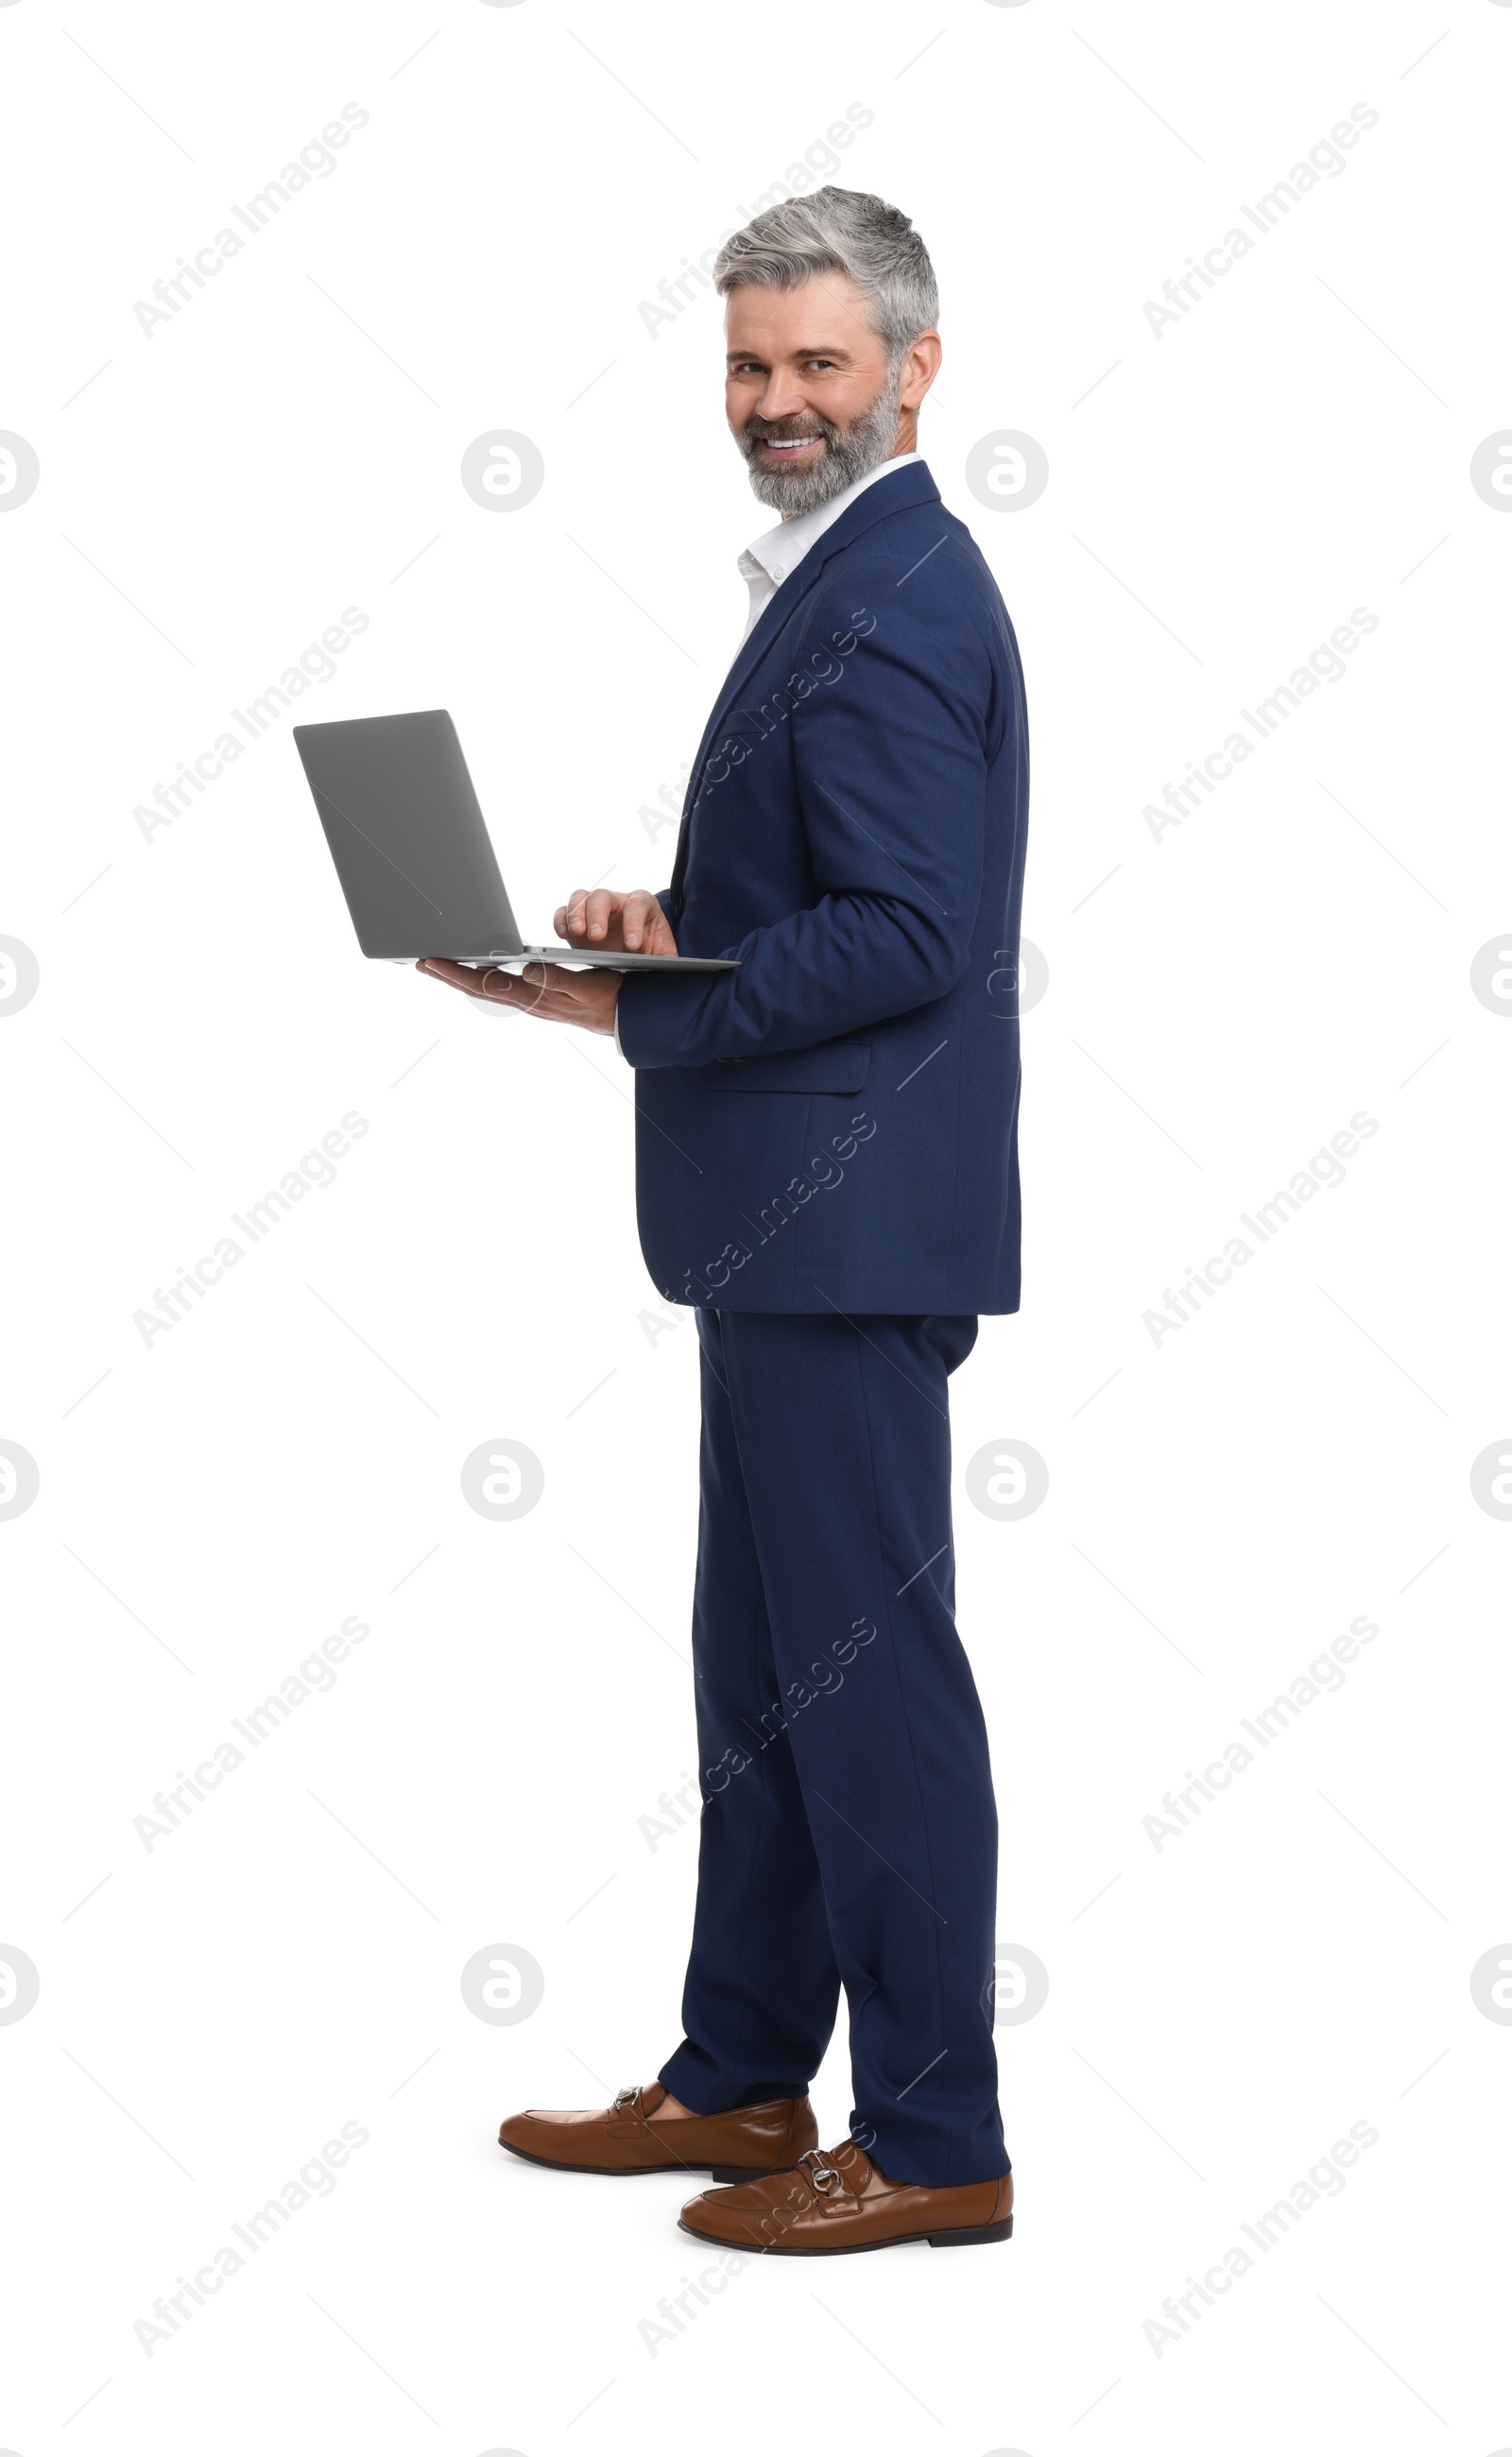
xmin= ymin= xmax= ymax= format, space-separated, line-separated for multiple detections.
xmin=616 ymin=459 xmax=1029 ymax=1315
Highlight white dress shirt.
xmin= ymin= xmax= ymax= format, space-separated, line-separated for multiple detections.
xmin=613 ymin=451 xmax=921 ymax=1056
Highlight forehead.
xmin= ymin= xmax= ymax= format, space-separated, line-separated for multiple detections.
xmin=723 ymin=276 xmax=884 ymax=362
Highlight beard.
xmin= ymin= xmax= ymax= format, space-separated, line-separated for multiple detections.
xmin=737 ymin=361 xmax=903 ymax=515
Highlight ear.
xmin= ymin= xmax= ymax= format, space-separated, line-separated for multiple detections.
xmin=898 ymin=328 xmax=942 ymax=410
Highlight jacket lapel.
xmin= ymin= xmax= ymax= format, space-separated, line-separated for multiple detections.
xmin=669 ymin=461 xmax=943 ymax=907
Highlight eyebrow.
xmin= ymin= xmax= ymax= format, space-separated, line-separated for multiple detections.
xmin=725 ymin=342 xmax=857 ymax=364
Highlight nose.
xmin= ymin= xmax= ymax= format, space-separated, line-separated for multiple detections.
xmin=753 ymin=372 xmax=810 ymax=426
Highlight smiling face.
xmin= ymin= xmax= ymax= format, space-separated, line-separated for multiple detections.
xmin=725 ymin=274 xmax=941 ymax=514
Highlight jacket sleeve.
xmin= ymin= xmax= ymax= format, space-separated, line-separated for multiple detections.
xmin=616 ymin=569 xmax=993 ymax=1070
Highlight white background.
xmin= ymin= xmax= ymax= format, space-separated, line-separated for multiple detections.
xmin=3 ymin=0 xmax=1510 ymax=2449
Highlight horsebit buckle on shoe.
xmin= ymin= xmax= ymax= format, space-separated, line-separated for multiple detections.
xmin=799 ymin=2148 xmax=843 ymax=2194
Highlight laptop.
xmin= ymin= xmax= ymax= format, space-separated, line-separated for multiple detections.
xmin=292 ymin=709 xmax=736 ymax=973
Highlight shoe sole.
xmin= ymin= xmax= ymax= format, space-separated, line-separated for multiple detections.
xmin=677 ymin=2212 xmax=1013 ymax=2254
xmin=499 ymin=2137 xmax=796 ymax=2184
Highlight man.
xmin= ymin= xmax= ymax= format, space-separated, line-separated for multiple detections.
xmin=419 ymin=187 xmax=1028 ymax=2256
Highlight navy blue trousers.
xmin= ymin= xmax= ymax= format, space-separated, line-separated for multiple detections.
xmin=659 ymin=1308 xmax=1008 ymax=2188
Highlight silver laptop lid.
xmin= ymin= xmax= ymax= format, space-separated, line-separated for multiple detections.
xmin=294 ymin=708 xmax=524 ymax=961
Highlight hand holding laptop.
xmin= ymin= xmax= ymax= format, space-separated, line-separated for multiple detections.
xmin=415 ymin=886 xmax=678 ymax=1034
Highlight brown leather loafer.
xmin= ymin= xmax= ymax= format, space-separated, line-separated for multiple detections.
xmin=498 ymin=2081 xmax=817 ymax=2181
xmin=678 ymin=2139 xmax=1013 ymax=2253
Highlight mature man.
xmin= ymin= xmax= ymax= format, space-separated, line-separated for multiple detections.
xmin=420 ymin=187 xmax=1029 ymax=2255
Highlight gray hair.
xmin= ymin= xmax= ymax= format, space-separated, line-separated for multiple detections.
xmin=712 ymin=187 xmax=938 ymax=362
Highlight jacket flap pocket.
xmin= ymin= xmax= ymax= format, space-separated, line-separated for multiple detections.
xmin=696 ymin=1041 xmax=871 ymax=1095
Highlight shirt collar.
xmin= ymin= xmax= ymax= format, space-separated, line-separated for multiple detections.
xmin=738 ymin=451 xmax=921 ymax=593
